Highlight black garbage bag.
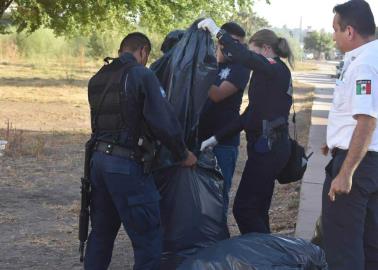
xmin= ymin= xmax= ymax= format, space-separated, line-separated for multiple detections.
xmin=161 ymin=29 xmax=186 ymax=53
xmin=311 ymin=216 xmax=324 ymax=249
xmin=150 ymin=20 xmax=225 ymax=269
xmin=154 ymin=150 xmax=230 ymax=270
xmin=150 ymin=30 xmax=185 ymax=89
xmin=178 ymin=233 xmax=328 ymax=270
xmin=151 ymin=20 xmax=217 ymax=153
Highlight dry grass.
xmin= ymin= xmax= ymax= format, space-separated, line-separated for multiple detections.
xmin=0 ymin=61 xmax=94 ymax=132
xmin=0 ymin=59 xmax=315 ymax=269
xmin=294 ymin=61 xmax=319 ymax=72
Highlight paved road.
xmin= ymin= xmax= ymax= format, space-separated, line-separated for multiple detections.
xmin=293 ymin=62 xmax=336 ymax=240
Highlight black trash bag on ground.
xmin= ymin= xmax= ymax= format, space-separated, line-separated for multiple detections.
xmin=178 ymin=233 xmax=328 ymax=270
xmin=154 ymin=150 xmax=230 ymax=270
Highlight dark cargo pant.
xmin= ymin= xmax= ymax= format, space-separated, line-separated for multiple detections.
xmin=322 ymin=150 xmax=378 ymax=270
xmin=84 ymin=151 xmax=162 ymax=270
xmin=233 ymin=133 xmax=291 ymax=234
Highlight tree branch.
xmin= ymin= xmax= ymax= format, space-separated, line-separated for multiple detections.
xmin=1 ymin=0 xmax=13 ymax=19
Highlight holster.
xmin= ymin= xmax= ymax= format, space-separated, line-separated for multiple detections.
xmin=137 ymin=122 xmax=158 ymax=174
xmin=254 ymin=117 xmax=288 ymax=153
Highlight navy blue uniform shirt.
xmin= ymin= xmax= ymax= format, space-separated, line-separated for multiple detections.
xmin=199 ymin=62 xmax=250 ymax=146
xmin=215 ymin=33 xmax=293 ymax=141
xmin=95 ymin=53 xmax=187 ymax=161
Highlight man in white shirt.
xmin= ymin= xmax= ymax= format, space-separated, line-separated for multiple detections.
xmin=322 ymin=1 xmax=378 ymax=270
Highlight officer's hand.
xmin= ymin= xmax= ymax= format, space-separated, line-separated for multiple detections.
xmin=198 ymin=18 xmax=220 ymax=37
xmin=181 ymin=151 xmax=197 ymax=167
xmin=321 ymin=144 xmax=329 ymax=156
xmin=328 ymin=172 xmax=353 ymax=202
xmin=200 ymin=136 xmax=218 ymax=151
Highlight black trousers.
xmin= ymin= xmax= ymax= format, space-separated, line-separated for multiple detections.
xmin=322 ymin=150 xmax=378 ymax=270
xmin=233 ymin=134 xmax=291 ymax=234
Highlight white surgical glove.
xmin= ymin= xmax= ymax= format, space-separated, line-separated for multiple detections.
xmin=197 ymin=18 xmax=220 ymax=37
xmin=200 ymin=136 xmax=218 ymax=151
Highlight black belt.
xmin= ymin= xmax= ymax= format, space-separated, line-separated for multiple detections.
xmin=94 ymin=141 xmax=138 ymax=161
xmin=332 ymin=147 xmax=378 ymax=158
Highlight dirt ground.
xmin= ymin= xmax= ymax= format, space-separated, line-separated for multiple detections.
xmin=0 ymin=60 xmax=314 ymax=269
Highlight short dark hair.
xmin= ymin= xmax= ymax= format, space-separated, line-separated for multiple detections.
xmin=221 ymin=22 xmax=246 ymax=38
xmin=119 ymin=32 xmax=152 ymax=53
xmin=333 ymin=0 xmax=376 ymax=37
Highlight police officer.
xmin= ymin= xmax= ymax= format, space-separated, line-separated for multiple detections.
xmin=85 ymin=32 xmax=197 ymax=270
xmin=198 ymin=22 xmax=250 ymax=215
xmin=199 ymin=20 xmax=294 ymax=234
xmin=321 ymin=1 xmax=378 ymax=269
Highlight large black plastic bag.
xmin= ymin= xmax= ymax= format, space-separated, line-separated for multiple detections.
xmin=150 ymin=30 xmax=185 ymax=89
xmin=150 ymin=21 xmax=226 ymax=269
xmin=154 ymin=150 xmax=230 ymax=270
xmin=178 ymin=233 xmax=328 ymax=270
xmin=151 ymin=20 xmax=217 ymax=152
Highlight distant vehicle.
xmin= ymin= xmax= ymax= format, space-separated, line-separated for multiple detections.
xmin=304 ymin=53 xmax=314 ymax=60
xmin=332 ymin=60 xmax=344 ymax=78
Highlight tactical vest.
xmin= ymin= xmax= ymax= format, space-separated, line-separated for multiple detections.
xmin=88 ymin=59 xmax=139 ymax=135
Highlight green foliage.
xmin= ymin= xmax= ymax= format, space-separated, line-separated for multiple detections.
xmin=304 ymin=31 xmax=334 ymax=57
xmin=2 ymin=0 xmax=270 ymax=36
xmin=13 ymin=28 xmax=67 ymax=59
xmin=86 ymin=31 xmax=124 ymax=59
xmin=0 ymin=0 xmax=271 ymax=63
xmin=230 ymin=11 xmax=270 ymax=36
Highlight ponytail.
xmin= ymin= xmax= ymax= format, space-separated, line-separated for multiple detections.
xmin=277 ymin=37 xmax=294 ymax=69
xmin=249 ymin=29 xmax=295 ymax=69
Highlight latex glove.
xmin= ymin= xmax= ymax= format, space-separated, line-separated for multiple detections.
xmin=198 ymin=18 xmax=220 ymax=37
xmin=200 ymin=136 xmax=218 ymax=151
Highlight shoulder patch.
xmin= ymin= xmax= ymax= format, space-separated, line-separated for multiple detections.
xmin=356 ymin=80 xmax=371 ymax=95
xmin=218 ymin=67 xmax=231 ymax=80
xmin=267 ymin=58 xmax=276 ymax=64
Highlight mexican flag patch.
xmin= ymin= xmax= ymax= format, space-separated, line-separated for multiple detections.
xmin=356 ymin=80 xmax=372 ymax=95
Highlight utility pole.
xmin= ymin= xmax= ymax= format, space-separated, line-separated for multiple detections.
xmin=299 ymin=16 xmax=303 ymax=43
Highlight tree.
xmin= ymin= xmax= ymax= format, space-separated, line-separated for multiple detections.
xmin=0 ymin=1 xmax=13 ymax=17
xmin=230 ymin=11 xmax=270 ymax=36
xmin=1 ymin=0 xmax=270 ymax=36
xmin=304 ymin=30 xmax=334 ymax=59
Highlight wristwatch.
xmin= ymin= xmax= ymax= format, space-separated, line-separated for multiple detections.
xmin=216 ymin=29 xmax=226 ymax=40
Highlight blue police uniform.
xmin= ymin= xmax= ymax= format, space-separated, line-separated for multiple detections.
xmin=215 ymin=32 xmax=292 ymax=234
xmin=199 ymin=62 xmax=250 ymax=214
xmin=84 ymin=53 xmax=188 ymax=270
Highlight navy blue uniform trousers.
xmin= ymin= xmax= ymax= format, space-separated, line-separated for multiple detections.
xmin=233 ymin=134 xmax=291 ymax=234
xmin=84 ymin=151 xmax=162 ymax=270
xmin=213 ymin=144 xmax=239 ymax=215
xmin=322 ymin=150 xmax=378 ymax=270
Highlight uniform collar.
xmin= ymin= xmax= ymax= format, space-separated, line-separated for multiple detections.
xmin=119 ymin=52 xmax=138 ymax=64
xmin=345 ymin=39 xmax=378 ymax=62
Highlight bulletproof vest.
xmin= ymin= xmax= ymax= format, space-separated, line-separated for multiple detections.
xmin=88 ymin=59 xmax=139 ymax=134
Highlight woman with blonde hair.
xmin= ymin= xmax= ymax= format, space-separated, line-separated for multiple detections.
xmin=199 ymin=20 xmax=294 ymax=234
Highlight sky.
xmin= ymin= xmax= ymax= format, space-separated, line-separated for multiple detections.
xmin=253 ymin=0 xmax=378 ymax=32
